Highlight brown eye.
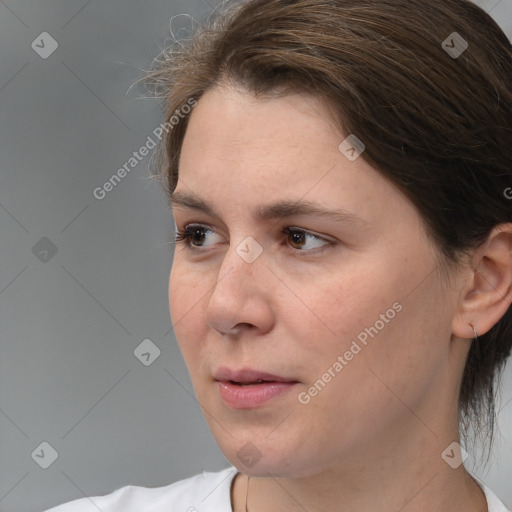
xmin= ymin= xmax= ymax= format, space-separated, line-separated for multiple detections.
xmin=283 ymin=228 xmax=331 ymax=253
xmin=174 ymin=225 xmax=218 ymax=249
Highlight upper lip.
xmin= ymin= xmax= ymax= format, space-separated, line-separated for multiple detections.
xmin=213 ymin=367 xmax=299 ymax=383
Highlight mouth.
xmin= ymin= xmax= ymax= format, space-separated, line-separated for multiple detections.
xmin=213 ymin=366 xmax=300 ymax=385
xmin=225 ymin=379 xmax=278 ymax=386
xmin=213 ymin=367 xmax=300 ymax=409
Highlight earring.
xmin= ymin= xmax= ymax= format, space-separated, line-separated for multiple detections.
xmin=469 ymin=323 xmax=479 ymax=341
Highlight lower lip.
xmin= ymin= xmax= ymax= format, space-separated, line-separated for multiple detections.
xmin=216 ymin=380 xmax=298 ymax=409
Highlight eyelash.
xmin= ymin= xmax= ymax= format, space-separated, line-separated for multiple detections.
xmin=173 ymin=224 xmax=334 ymax=255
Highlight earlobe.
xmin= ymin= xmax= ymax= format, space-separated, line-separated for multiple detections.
xmin=452 ymin=223 xmax=512 ymax=340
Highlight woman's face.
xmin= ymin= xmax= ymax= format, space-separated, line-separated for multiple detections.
xmin=169 ymin=85 xmax=466 ymax=478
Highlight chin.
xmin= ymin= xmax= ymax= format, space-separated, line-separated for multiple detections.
xmin=217 ymin=436 xmax=317 ymax=478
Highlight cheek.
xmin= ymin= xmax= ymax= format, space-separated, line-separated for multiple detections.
xmin=293 ymin=254 xmax=443 ymax=396
xmin=168 ymin=264 xmax=185 ymax=328
xmin=168 ymin=262 xmax=207 ymax=361
xmin=288 ymin=266 xmax=391 ymax=363
xmin=310 ymin=273 xmax=449 ymax=433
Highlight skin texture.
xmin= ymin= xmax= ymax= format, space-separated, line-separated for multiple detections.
xmin=169 ymin=85 xmax=512 ymax=512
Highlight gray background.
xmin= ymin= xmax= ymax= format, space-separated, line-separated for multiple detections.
xmin=0 ymin=1 xmax=511 ymax=511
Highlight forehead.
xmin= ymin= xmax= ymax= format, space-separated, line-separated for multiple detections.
xmin=177 ymin=87 xmax=353 ymax=208
xmin=180 ymin=85 xmax=341 ymax=161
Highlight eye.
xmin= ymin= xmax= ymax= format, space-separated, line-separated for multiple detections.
xmin=282 ymin=227 xmax=331 ymax=252
xmin=174 ymin=224 xmax=221 ymax=249
xmin=174 ymin=224 xmax=333 ymax=254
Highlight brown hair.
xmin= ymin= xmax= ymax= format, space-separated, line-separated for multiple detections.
xmin=144 ymin=0 xmax=512 ymax=460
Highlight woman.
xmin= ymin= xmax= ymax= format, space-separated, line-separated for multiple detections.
xmin=45 ymin=0 xmax=512 ymax=510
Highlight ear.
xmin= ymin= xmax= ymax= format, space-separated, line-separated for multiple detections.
xmin=452 ymin=223 xmax=512 ymax=339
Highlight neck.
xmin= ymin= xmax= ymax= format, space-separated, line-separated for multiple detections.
xmin=232 ymin=422 xmax=488 ymax=512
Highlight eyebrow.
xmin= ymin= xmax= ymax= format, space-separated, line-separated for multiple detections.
xmin=170 ymin=190 xmax=370 ymax=228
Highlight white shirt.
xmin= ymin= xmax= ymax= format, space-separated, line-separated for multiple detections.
xmin=43 ymin=465 xmax=511 ymax=512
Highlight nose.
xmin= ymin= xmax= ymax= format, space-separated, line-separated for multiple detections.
xmin=204 ymin=242 xmax=274 ymax=337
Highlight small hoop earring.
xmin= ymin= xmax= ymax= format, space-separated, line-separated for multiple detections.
xmin=469 ymin=323 xmax=479 ymax=341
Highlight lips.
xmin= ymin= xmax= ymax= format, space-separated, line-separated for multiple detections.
xmin=213 ymin=367 xmax=300 ymax=409
xmin=213 ymin=366 xmax=299 ymax=385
